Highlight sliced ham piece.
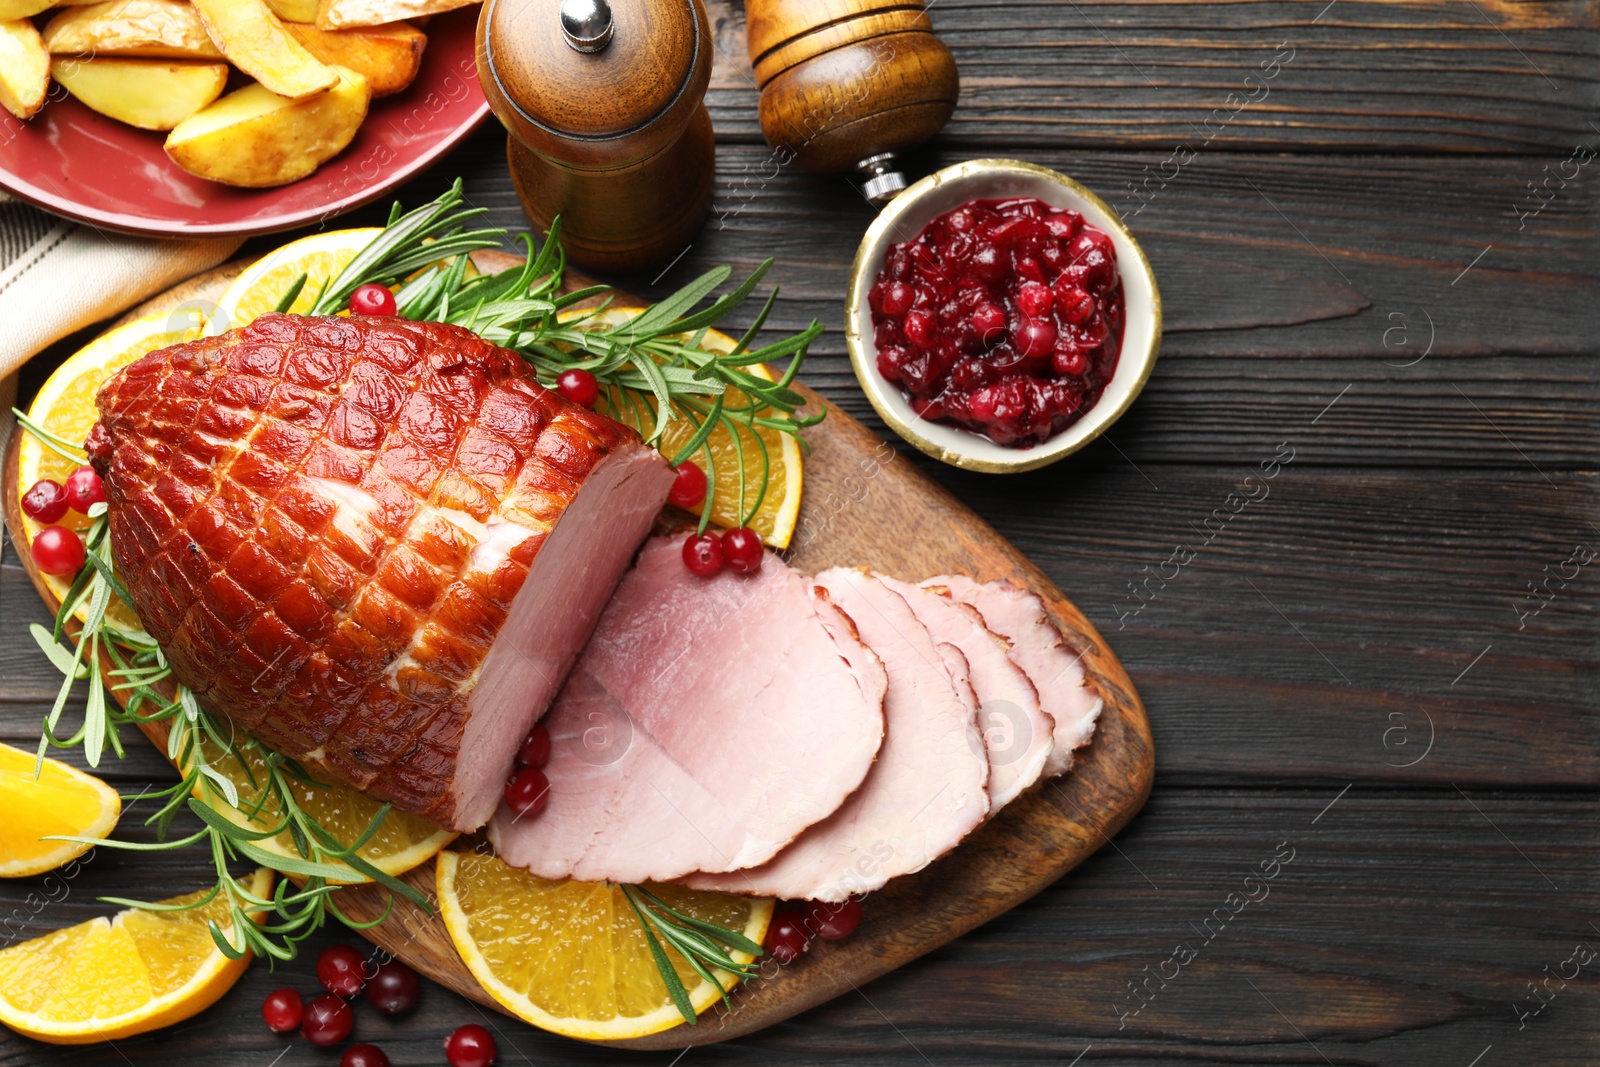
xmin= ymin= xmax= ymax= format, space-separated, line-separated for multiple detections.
xmin=488 ymin=535 xmax=887 ymax=883
xmin=926 ymin=575 xmax=1102 ymax=776
xmin=877 ymin=574 xmax=1053 ymax=811
xmin=88 ymin=314 xmax=675 ymax=831
xmin=688 ymin=569 xmax=989 ymax=902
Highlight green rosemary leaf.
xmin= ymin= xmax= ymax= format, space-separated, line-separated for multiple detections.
xmin=185 ymin=798 xmax=282 ymax=842
xmin=51 ymin=561 xmax=94 ymax=642
xmin=29 ymin=623 xmax=87 ymax=679
xmin=98 ymin=883 xmax=221 ymax=914
xmin=667 ymin=393 xmax=724 ymax=467
xmin=46 ymin=828 xmax=209 ymax=851
xmin=83 ymin=641 xmax=106 ymax=766
xmin=623 ymin=888 xmax=698 ymax=1025
xmin=327 ymin=891 xmax=395 ymax=931
xmin=651 ymin=260 xmax=771 ymax=339
xmin=613 ymin=266 xmax=731 ymax=340
xmin=634 ymin=888 xmax=766 ymax=957
xmin=12 ymin=407 xmax=85 ymax=461
xmin=234 ymin=839 xmax=360 ymax=880
xmin=272 ymin=273 xmax=308 ymax=315
xmin=197 ymin=763 xmax=241 ymax=809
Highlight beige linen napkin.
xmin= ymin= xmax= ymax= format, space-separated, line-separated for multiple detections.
xmin=0 ymin=192 xmax=242 ymax=477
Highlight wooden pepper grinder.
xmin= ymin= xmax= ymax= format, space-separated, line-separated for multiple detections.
xmin=745 ymin=0 xmax=959 ymax=203
xmin=477 ymin=0 xmax=715 ymax=272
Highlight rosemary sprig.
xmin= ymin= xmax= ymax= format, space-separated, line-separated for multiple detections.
xmin=315 ymin=182 xmax=826 ymax=533
xmin=622 ymin=886 xmax=764 ymax=1022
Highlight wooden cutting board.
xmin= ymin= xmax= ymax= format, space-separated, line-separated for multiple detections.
xmin=1 ymin=253 xmax=1153 ymax=1050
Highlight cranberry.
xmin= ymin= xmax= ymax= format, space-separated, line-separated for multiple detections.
xmin=764 ymin=913 xmax=810 ymax=963
xmin=880 ymin=281 xmax=913 ymax=316
xmin=515 ymin=723 xmax=551 ymax=770
xmin=349 ymin=283 xmax=396 ymax=316
xmin=445 ymin=1023 xmax=497 ymax=1067
xmin=343 ymin=1044 xmax=391 ymax=1067
xmin=721 ymin=527 xmax=763 ymax=574
xmin=261 ymin=987 xmax=302 ymax=1032
xmin=1016 ymin=282 xmax=1053 ymax=318
xmin=970 ymin=303 xmax=1005 ymax=343
xmin=668 ymin=460 xmax=707 ymax=510
xmin=301 ymin=993 xmax=353 ymax=1046
xmin=317 ymin=944 xmax=368 ymax=997
xmin=1052 ymin=347 xmax=1089 ymax=377
xmin=1056 ymin=285 xmax=1096 ymax=326
xmin=31 ymin=526 xmax=84 ymax=576
xmin=682 ymin=532 xmax=723 ymax=576
xmin=556 ymin=368 xmax=599 ymax=408
xmin=20 ymin=479 xmax=69 ymax=523
xmin=62 ymin=466 xmax=104 ymax=513
xmin=504 ymin=767 xmax=549 ymax=817
xmin=970 ymin=243 xmax=1006 ymax=283
xmin=902 ymin=309 xmax=934 ymax=349
xmin=805 ymin=896 xmax=862 ymax=940
xmin=367 ymin=958 xmax=420 ymax=1015
xmin=1013 ymin=318 xmax=1057 ymax=359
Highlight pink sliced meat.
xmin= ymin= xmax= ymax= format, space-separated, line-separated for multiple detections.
xmin=487 ymin=534 xmax=886 ymax=883
xmin=926 ymin=575 xmax=1102 ymax=776
xmin=688 ymin=569 xmax=989 ymax=902
xmin=878 ymin=575 xmax=1053 ymax=811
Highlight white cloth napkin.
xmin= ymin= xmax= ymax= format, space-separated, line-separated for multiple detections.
xmin=0 ymin=192 xmax=242 ymax=478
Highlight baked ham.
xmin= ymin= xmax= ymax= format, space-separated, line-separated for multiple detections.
xmin=488 ymin=534 xmax=888 ymax=883
xmin=86 ymin=314 xmax=674 ymax=831
xmin=928 ymin=576 xmax=1102 ymax=775
xmin=689 ymin=569 xmax=990 ymax=901
xmin=877 ymin=574 xmax=1053 ymax=811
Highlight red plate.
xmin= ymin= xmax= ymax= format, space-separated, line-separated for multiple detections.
xmin=0 ymin=7 xmax=491 ymax=237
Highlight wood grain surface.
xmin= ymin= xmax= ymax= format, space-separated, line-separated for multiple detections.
xmin=1 ymin=0 xmax=1596 ymax=1061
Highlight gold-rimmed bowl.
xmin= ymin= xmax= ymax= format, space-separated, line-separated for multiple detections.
xmin=844 ymin=158 xmax=1162 ymax=473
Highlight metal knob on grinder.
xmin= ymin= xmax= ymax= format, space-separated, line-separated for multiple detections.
xmin=744 ymin=0 xmax=959 ymax=203
xmin=477 ymin=0 xmax=715 ymax=272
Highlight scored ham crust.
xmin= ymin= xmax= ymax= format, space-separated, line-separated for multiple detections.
xmin=87 ymin=313 xmax=674 ymax=831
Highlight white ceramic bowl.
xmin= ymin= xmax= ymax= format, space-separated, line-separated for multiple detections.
xmin=844 ymin=158 xmax=1162 ymax=473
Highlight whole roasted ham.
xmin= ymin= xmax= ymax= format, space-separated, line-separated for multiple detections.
xmin=87 ymin=314 xmax=674 ymax=831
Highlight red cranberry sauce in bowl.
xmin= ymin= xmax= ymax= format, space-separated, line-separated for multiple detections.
xmin=868 ymin=197 xmax=1124 ymax=447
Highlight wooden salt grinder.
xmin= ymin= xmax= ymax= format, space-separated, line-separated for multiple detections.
xmin=745 ymin=0 xmax=959 ymax=203
xmin=477 ymin=0 xmax=715 ymax=272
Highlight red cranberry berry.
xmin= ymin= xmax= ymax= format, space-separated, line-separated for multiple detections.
xmin=805 ymin=896 xmax=863 ymax=941
xmin=969 ymin=303 xmax=1005 ymax=344
xmin=1052 ymin=347 xmax=1089 ymax=377
xmin=445 ymin=1023 xmax=498 ymax=1067
xmin=515 ymin=723 xmax=551 ymax=770
xmin=261 ymin=987 xmax=303 ymax=1033
xmin=62 ymin=466 xmax=105 ymax=513
xmin=21 ymin=479 xmax=69 ymax=523
xmin=317 ymin=944 xmax=368 ymax=997
xmin=349 ymin=283 xmax=396 ymax=316
xmin=366 ymin=958 xmax=420 ymax=1015
xmin=668 ymin=460 xmax=707 ymax=510
xmin=505 ymin=767 xmax=549 ymax=817
xmin=880 ymin=281 xmax=914 ymax=316
xmin=1056 ymin=285 xmax=1096 ymax=326
xmin=342 ymin=1044 xmax=391 ymax=1067
xmin=31 ymin=526 xmax=85 ymax=576
xmin=720 ymin=528 xmax=763 ymax=574
xmin=556 ymin=369 xmax=599 ymax=409
xmin=764 ymin=913 xmax=810 ymax=963
xmin=682 ymin=532 xmax=723 ymax=577
xmin=1013 ymin=318 xmax=1057 ymax=359
xmin=902 ymin=309 xmax=934 ymax=349
xmin=300 ymin=994 xmax=353 ymax=1046
xmin=1016 ymin=282 xmax=1053 ymax=318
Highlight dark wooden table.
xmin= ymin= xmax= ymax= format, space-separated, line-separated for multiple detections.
xmin=3 ymin=1 xmax=1597 ymax=1063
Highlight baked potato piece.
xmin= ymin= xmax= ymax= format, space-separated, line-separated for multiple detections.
xmin=52 ymin=57 xmax=228 ymax=129
xmin=315 ymin=0 xmax=471 ymax=32
xmin=190 ymin=0 xmax=336 ymax=100
xmin=0 ymin=20 xmax=49 ymax=120
xmin=0 ymin=0 xmax=55 ymax=21
xmin=42 ymin=0 xmax=224 ymax=59
xmin=283 ymin=20 xmax=423 ymax=97
xmin=165 ymin=65 xmax=370 ymax=186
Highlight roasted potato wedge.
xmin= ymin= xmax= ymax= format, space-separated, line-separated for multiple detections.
xmin=42 ymin=0 xmax=224 ymax=59
xmin=190 ymin=0 xmax=336 ymax=99
xmin=52 ymin=57 xmax=228 ymax=129
xmin=283 ymin=20 xmax=423 ymax=97
xmin=315 ymin=0 xmax=470 ymax=32
xmin=0 ymin=0 xmax=54 ymax=21
xmin=165 ymin=65 xmax=369 ymax=186
xmin=262 ymin=0 xmax=317 ymax=22
xmin=0 ymin=20 xmax=49 ymax=120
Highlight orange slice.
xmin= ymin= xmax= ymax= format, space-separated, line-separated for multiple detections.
xmin=0 ymin=742 xmax=120 ymax=878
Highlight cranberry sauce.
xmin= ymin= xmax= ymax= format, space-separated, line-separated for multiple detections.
xmin=868 ymin=197 xmax=1125 ymax=447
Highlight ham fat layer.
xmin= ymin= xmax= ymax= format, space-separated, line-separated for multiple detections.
xmin=488 ymin=535 xmax=888 ymax=884
xmin=88 ymin=314 xmax=673 ymax=830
